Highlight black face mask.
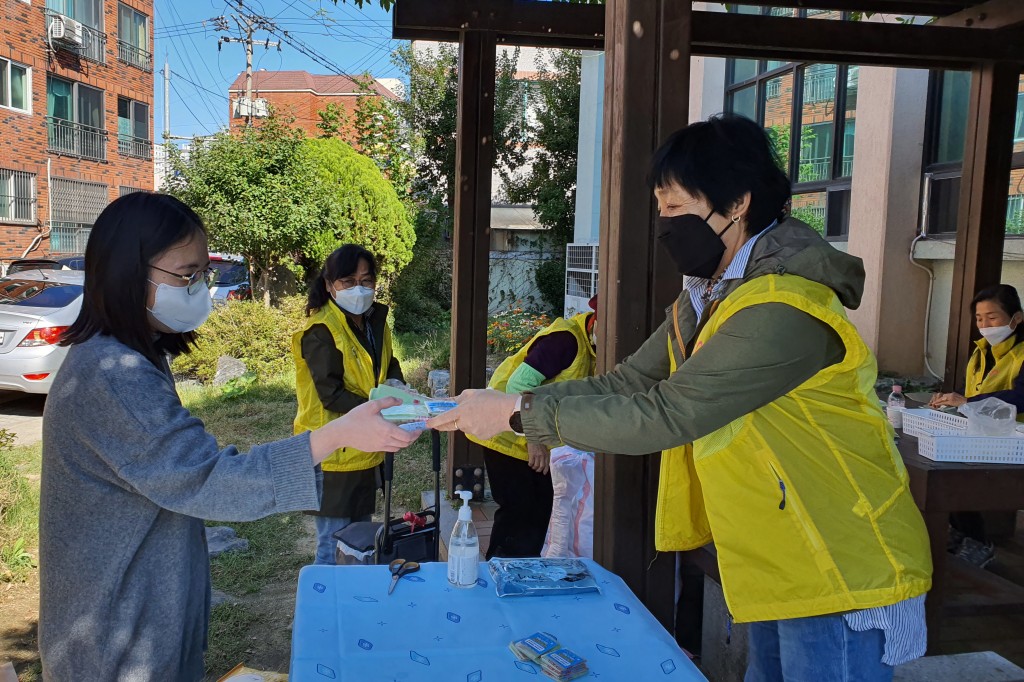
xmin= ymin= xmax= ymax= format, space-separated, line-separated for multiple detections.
xmin=657 ymin=209 xmax=735 ymax=279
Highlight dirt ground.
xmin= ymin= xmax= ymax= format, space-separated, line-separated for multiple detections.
xmin=0 ymin=518 xmax=318 ymax=680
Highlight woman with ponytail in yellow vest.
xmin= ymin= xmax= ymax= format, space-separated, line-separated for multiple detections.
xmin=430 ymin=115 xmax=932 ymax=681
xmin=467 ymin=297 xmax=597 ymax=558
xmin=930 ymin=284 xmax=1024 ymax=568
xmin=293 ymin=244 xmax=405 ymax=564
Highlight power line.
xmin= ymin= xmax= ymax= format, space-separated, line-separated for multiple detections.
xmin=171 ymin=69 xmax=231 ymax=102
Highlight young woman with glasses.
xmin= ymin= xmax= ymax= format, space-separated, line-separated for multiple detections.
xmin=37 ymin=193 xmax=420 ymax=680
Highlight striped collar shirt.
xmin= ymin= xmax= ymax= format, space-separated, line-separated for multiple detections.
xmin=684 ymin=220 xmax=777 ymax=320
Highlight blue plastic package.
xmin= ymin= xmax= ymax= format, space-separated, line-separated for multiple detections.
xmin=487 ymin=558 xmax=601 ymax=598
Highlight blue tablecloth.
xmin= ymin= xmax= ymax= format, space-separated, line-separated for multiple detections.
xmin=290 ymin=559 xmax=707 ymax=681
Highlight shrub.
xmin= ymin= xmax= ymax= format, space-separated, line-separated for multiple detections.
xmin=534 ymin=256 xmax=566 ymax=316
xmin=303 ymin=137 xmax=416 ymax=302
xmin=172 ymin=297 xmax=307 ymax=383
xmin=487 ymin=306 xmax=552 ymax=355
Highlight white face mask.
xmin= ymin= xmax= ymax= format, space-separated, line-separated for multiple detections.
xmin=979 ymin=324 xmax=1016 ymax=346
xmin=148 ymin=280 xmax=213 ymax=333
xmin=333 ymin=285 xmax=374 ymax=316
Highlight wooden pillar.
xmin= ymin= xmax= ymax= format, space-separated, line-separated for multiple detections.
xmin=449 ymin=31 xmax=497 ymax=495
xmin=943 ymin=62 xmax=1020 ymax=393
xmin=594 ymin=0 xmax=692 ymax=631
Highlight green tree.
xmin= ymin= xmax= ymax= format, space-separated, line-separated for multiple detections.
xmin=316 ymin=102 xmax=348 ymax=139
xmin=351 ymin=75 xmax=415 ymax=197
xmin=303 ymin=137 xmax=416 ymax=300
xmin=502 ymin=50 xmax=583 ymax=315
xmin=165 ymin=116 xmax=321 ymax=305
xmin=389 ymin=43 xmax=528 ymax=332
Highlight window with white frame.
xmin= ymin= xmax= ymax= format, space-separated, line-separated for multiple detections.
xmin=0 ymin=58 xmax=30 ymax=113
xmin=0 ymin=170 xmax=36 ymax=223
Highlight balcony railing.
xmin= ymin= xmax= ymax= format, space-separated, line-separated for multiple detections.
xmin=803 ymin=71 xmax=836 ymax=105
xmin=118 ymin=135 xmax=152 ymax=160
xmin=49 ymin=222 xmax=92 ymax=255
xmin=44 ymin=11 xmax=107 ymax=64
xmin=799 ymin=156 xmax=831 ymax=183
xmin=46 ymin=117 xmax=108 ymax=161
xmin=118 ymin=40 xmax=152 ymax=72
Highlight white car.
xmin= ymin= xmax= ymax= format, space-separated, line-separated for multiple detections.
xmin=208 ymin=254 xmax=251 ymax=304
xmin=0 ymin=269 xmax=83 ymax=394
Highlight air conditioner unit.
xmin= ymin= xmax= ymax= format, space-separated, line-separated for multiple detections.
xmin=564 ymin=242 xmax=599 ymax=319
xmin=50 ymin=16 xmax=84 ymax=47
xmin=48 ymin=15 xmax=66 ymax=40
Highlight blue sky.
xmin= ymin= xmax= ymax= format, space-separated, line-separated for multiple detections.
xmin=152 ymin=0 xmax=404 ymax=139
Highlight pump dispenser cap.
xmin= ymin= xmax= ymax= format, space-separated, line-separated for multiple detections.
xmin=457 ymin=490 xmax=473 ymax=522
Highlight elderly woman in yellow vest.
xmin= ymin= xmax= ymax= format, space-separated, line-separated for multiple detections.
xmin=293 ymin=244 xmax=404 ymax=564
xmin=429 ymin=114 xmax=932 ymax=681
xmin=467 ymin=298 xmax=597 ymax=558
xmin=930 ymin=283 xmax=1024 ymax=568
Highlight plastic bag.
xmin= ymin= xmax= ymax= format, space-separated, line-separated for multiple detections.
xmin=959 ymin=397 xmax=1017 ymax=436
xmin=541 ymin=446 xmax=595 ymax=559
xmin=487 ymin=558 xmax=600 ymax=597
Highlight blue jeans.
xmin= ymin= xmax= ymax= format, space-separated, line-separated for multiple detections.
xmin=314 ymin=515 xmax=372 ymax=565
xmin=745 ymin=613 xmax=893 ymax=682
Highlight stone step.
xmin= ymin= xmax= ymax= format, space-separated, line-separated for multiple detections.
xmin=894 ymin=652 xmax=1024 ymax=682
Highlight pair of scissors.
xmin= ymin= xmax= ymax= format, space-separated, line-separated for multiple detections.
xmin=388 ymin=559 xmax=420 ymax=595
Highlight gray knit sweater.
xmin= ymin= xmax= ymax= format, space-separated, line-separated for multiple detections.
xmin=39 ymin=335 xmax=321 ymax=681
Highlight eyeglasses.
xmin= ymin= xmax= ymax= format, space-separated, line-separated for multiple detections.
xmin=151 ymin=265 xmax=215 ymax=295
xmin=337 ymin=277 xmax=377 ymax=290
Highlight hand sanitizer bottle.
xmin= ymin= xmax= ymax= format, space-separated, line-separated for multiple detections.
xmin=448 ymin=490 xmax=479 ymax=589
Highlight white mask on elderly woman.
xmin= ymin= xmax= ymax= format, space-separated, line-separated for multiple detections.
xmin=979 ymin=324 xmax=1017 ymax=346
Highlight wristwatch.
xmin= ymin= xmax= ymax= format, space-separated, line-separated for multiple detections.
xmin=509 ymin=393 xmax=532 ymax=436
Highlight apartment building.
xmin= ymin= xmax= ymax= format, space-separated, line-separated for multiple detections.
xmin=227 ymin=70 xmax=399 ymax=140
xmin=0 ymin=0 xmax=155 ymax=261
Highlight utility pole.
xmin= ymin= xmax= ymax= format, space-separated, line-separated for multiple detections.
xmin=163 ymin=57 xmax=170 ymax=140
xmin=218 ymin=8 xmax=277 ymax=127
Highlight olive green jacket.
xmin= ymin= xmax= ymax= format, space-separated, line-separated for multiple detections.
xmin=521 ymin=218 xmax=865 ymax=454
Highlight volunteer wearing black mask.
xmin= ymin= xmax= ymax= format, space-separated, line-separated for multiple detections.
xmin=429 ymin=114 xmax=933 ymax=682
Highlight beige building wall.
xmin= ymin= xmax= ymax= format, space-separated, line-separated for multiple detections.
xmin=846 ymin=66 xmax=932 ymax=377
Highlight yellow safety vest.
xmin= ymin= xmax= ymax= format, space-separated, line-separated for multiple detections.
xmin=292 ymin=302 xmax=393 ymax=472
xmin=468 ymin=313 xmax=595 ymax=461
xmin=656 ymin=274 xmax=932 ymax=623
xmin=965 ymin=334 xmax=1024 ymax=399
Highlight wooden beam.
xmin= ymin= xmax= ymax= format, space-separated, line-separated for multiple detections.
xmin=934 ymin=0 xmax=1024 ymax=28
xmin=737 ymin=0 xmax=971 ymax=13
xmin=689 ymin=11 xmax=1024 ymax=68
xmin=393 ymin=0 xmax=1024 ymax=68
xmin=448 ymin=31 xmax=496 ymax=495
xmin=594 ymin=0 xmax=692 ymax=634
xmin=943 ymin=62 xmax=1020 ymax=393
xmin=393 ymin=0 xmax=604 ymax=45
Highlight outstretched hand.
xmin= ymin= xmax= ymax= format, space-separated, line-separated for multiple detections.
xmin=425 ymin=389 xmax=519 ymax=441
xmin=310 ymin=397 xmax=422 ymax=464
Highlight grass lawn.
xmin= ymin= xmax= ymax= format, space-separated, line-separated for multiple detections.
xmin=0 ymin=441 xmax=42 ymax=584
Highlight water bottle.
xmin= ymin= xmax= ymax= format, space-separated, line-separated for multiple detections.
xmin=887 ymin=384 xmax=905 ymax=430
xmin=447 ymin=490 xmax=479 ymax=588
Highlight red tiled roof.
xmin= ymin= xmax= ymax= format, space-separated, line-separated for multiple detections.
xmin=227 ymin=70 xmax=397 ymax=99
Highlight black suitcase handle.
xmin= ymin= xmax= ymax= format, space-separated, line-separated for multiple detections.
xmin=378 ymin=429 xmax=442 ymax=561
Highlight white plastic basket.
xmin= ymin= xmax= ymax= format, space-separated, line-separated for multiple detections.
xmin=900 ymin=408 xmax=967 ymax=438
xmin=917 ymin=429 xmax=1024 ymax=464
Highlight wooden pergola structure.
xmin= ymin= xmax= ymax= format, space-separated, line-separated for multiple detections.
xmin=393 ymin=0 xmax=1024 ymax=633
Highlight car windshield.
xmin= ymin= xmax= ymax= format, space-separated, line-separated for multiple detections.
xmin=0 ymin=279 xmax=83 ymax=308
xmin=211 ymin=262 xmax=248 ymax=286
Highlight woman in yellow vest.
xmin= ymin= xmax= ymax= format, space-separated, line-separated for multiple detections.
xmin=930 ymin=284 xmax=1024 ymax=568
xmin=468 ymin=297 xmax=597 ymax=558
xmin=293 ymin=244 xmax=404 ymax=564
xmin=430 ymin=115 xmax=932 ymax=681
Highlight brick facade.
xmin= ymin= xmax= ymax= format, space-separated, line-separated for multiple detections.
xmin=226 ymin=70 xmax=397 ymax=141
xmin=0 ymin=0 xmax=155 ymax=262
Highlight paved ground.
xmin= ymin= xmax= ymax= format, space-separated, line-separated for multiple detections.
xmin=0 ymin=392 xmax=45 ymax=446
